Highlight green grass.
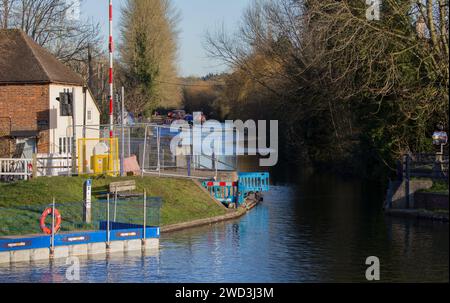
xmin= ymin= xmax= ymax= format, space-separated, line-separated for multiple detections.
xmin=420 ymin=181 xmax=449 ymax=194
xmin=0 ymin=176 xmax=227 ymax=236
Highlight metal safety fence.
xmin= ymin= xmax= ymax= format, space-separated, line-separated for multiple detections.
xmin=0 ymin=123 xmax=240 ymax=182
xmin=71 ymin=123 xmax=238 ymax=180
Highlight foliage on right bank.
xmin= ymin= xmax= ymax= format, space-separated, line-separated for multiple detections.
xmin=201 ymin=0 xmax=449 ymax=178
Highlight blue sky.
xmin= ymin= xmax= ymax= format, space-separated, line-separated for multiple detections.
xmin=81 ymin=0 xmax=251 ymax=77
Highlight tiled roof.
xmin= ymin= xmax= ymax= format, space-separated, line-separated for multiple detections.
xmin=0 ymin=29 xmax=83 ymax=85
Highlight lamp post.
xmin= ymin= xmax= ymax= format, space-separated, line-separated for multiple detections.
xmin=432 ymin=124 xmax=448 ymax=155
xmin=432 ymin=124 xmax=448 ymax=178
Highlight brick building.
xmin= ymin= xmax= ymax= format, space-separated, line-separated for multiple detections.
xmin=0 ymin=29 xmax=100 ymax=158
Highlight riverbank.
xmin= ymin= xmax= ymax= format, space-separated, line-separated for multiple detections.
xmin=0 ymin=176 xmax=228 ymax=237
xmin=161 ymin=192 xmax=263 ymax=233
xmin=161 ymin=208 xmax=246 ymax=233
xmin=385 ymin=178 xmax=449 ymax=222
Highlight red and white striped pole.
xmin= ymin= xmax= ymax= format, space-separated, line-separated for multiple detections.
xmin=108 ymin=0 xmax=114 ymax=138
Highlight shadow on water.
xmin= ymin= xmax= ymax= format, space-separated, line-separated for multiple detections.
xmin=0 ymin=158 xmax=448 ymax=282
xmin=278 ymin=175 xmax=448 ymax=282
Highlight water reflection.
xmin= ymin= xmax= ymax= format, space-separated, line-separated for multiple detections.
xmin=0 ymin=174 xmax=448 ymax=283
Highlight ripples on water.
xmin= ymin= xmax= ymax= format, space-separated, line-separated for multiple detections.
xmin=0 ymin=175 xmax=448 ymax=283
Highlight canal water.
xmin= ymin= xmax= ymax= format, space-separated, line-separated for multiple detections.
xmin=0 ymin=170 xmax=448 ymax=282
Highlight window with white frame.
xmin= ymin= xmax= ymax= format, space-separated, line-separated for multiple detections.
xmin=58 ymin=137 xmax=73 ymax=154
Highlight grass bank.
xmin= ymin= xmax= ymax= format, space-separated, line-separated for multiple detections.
xmin=419 ymin=180 xmax=449 ymax=194
xmin=0 ymin=176 xmax=227 ymax=236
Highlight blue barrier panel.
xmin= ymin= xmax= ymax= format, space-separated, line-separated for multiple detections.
xmin=0 ymin=235 xmax=50 ymax=252
xmin=99 ymin=221 xmax=160 ymax=239
xmin=109 ymin=227 xmax=160 ymax=241
xmin=54 ymin=231 xmax=107 ymax=247
xmin=202 ymin=173 xmax=270 ymax=205
xmin=201 ymin=182 xmax=238 ymax=205
xmin=99 ymin=221 xmax=150 ymax=230
xmin=110 ymin=228 xmax=142 ymax=241
xmin=0 ymin=226 xmax=159 ymax=252
xmin=238 ymin=172 xmax=270 ymax=193
xmin=146 ymin=227 xmax=160 ymax=238
xmin=237 ymin=172 xmax=270 ymax=204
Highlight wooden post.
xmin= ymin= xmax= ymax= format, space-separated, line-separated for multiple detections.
xmin=32 ymin=154 xmax=37 ymax=179
xmin=24 ymin=159 xmax=28 ymax=181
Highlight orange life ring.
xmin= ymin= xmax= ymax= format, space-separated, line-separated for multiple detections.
xmin=40 ymin=208 xmax=62 ymax=235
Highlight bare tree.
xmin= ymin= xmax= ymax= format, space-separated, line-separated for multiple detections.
xmin=206 ymin=0 xmax=449 ymax=170
xmin=0 ymin=0 xmax=16 ymax=28
xmin=1 ymin=0 xmax=102 ymax=67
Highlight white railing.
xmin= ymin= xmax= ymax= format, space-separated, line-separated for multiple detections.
xmin=35 ymin=153 xmax=73 ymax=177
xmin=0 ymin=158 xmax=33 ymax=181
xmin=1 ymin=154 xmax=74 ymax=181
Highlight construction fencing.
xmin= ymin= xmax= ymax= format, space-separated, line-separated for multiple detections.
xmin=0 ymin=123 xmax=239 ymax=181
xmin=73 ymin=124 xmax=238 ymax=180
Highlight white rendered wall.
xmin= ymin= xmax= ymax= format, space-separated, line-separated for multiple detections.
xmin=48 ymin=85 xmax=100 ymax=154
